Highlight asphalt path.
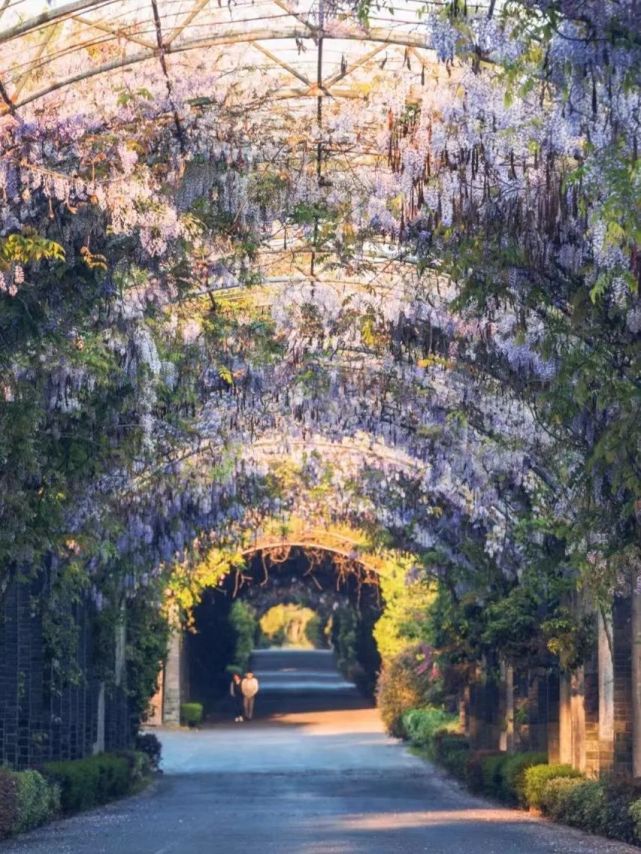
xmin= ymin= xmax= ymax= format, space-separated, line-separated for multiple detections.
xmin=1 ymin=649 xmax=635 ymax=854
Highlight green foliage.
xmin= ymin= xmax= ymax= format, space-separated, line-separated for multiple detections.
xmin=539 ymin=776 xmax=585 ymax=819
xmin=629 ymin=797 xmax=641 ymax=843
xmin=524 ymin=763 xmax=583 ymax=809
xmin=374 ymin=557 xmax=434 ymax=662
xmin=259 ymin=603 xmax=320 ymax=648
xmin=377 ymin=646 xmax=434 ymax=737
xmin=304 ymin=612 xmax=325 ymax=648
xmin=115 ymin=750 xmax=152 ymax=790
xmin=401 ymin=707 xmax=459 ymax=747
xmin=42 ymin=753 xmax=136 ymax=813
xmin=474 ymin=753 xmax=509 ymax=798
xmin=180 ymin=702 xmax=203 ymax=727
xmin=536 ymin=775 xmax=641 ymax=844
xmin=500 ymin=752 xmax=548 ymax=805
xmin=0 ymin=231 xmax=65 ymax=266
xmin=135 ymin=732 xmax=162 ymax=771
xmin=331 ymin=605 xmax=359 ymax=678
xmin=125 ymin=598 xmax=170 ymax=732
xmin=14 ymin=770 xmax=59 ymax=834
xmin=431 ymin=731 xmax=471 ymax=778
xmin=228 ymin=600 xmax=257 ymax=671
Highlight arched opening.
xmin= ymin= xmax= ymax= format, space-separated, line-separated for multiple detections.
xmin=156 ymin=542 xmax=390 ymax=724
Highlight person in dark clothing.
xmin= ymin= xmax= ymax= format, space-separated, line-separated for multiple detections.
xmin=229 ymin=672 xmax=244 ymax=722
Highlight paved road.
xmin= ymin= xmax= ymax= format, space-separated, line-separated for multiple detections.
xmin=1 ymin=649 xmax=635 ymax=854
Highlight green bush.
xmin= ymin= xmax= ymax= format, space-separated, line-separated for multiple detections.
xmin=135 ymin=732 xmax=162 ymax=770
xmin=377 ymin=646 xmax=433 ymax=738
xmin=43 ymin=753 xmax=132 ymax=813
xmin=180 ymin=702 xmax=203 ymax=727
xmin=524 ymin=764 xmax=582 ymax=809
xmin=14 ymin=770 xmax=59 ymax=834
xmin=629 ymin=797 xmax=641 ymax=843
xmin=0 ymin=768 xmax=58 ymax=839
xmin=558 ymin=780 xmax=608 ymax=835
xmin=539 ymin=776 xmax=585 ymax=819
xmin=480 ymin=753 xmax=511 ymax=798
xmin=541 ymin=777 xmax=641 ymax=842
xmin=431 ymin=730 xmax=470 ymax=779
xmin=116 ymin=750 xmax=152 ymax=790
xmin=500 ymin=752 xmax=547 ymax=805
xmin=402 ymin=707 xmax=459 ymax=748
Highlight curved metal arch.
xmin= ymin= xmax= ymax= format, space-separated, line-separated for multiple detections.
xmin=239 ymin=527 xmax=391 ymax=576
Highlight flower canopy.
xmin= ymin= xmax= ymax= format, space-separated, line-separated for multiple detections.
xmin=0 ymin=0 xmax=639 ymax=619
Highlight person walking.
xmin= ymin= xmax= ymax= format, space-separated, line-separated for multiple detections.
xmin=241 ymin=671 xmax=259 ymax=721
xmin=229 ymin=672 xmax=244 ymax=722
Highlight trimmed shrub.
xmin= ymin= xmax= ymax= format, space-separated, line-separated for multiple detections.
xmin=0 ymin=769 xmax=58 ymax=838
xmin=540 ymin=776 xmax=585 ymax=820
xmin=402 ymin=707 xmax=459 ymax=748
xmin=14 ymin=771 xmax=58 ymax=834
xmin=135 ymin=732 xmax=162 ymax=770
xmin=629 ymin=797 xmax=641 ymax=843
xmin=43 ymin=754 xmax=131 ymax=813
xmin=558 ymin=780 xmax=607 ymax=835
xmin=500 ymin=752 xmax=547 ymax=805
xmin=431 ymin=730 xmax=470 ymax=780
xmin=180 ymin=702 xmax=203 ymax=727
xmin=524 ymin=764 xmax=582 ymax=809
xmin=116 ymin=750 xmax=152 ymax=790
xmin=480 ymin=753 xmax=511 ymax=799
xmin=0 ymin=769 xmax=18 ymax=839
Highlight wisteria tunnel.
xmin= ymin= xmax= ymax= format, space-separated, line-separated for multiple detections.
xmin=1 ymin=0 xmax=641 ymax=849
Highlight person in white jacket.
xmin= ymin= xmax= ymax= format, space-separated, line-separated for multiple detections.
xmin=241 ymin=672 xmax=259 ymax=721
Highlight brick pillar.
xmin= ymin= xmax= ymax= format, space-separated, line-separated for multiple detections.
xmin=163 ymin=632 xmax=183 ymax=725
xmin=613 ymin=596 xmax=633 ymax=774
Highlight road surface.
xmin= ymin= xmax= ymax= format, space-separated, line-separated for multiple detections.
xmin=1 ymin=649 xmax=634 ymax=853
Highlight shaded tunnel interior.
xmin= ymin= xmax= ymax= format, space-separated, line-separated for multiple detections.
xmin=185 ymin=548 xmax=382 ymax=718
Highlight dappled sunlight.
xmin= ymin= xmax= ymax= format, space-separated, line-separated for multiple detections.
xmin=332 ymin=808 xmax=541 ymax=832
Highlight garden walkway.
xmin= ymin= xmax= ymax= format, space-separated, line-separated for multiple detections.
xmin=1 ymin=649 xmax=634 ymax=854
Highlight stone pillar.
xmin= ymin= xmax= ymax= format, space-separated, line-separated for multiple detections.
xmin=571 ymin=668 xmax=587 ymax=771
xmin=597 ymin=609 xmax=614 ymax=772
xmin=560 ymin=668 xmax=586 ymax=771
xmin=632 ymin=592 xmax=641 ymax=777
xmin=499 ymin=662 xmax=514 ymax=753
xmin=163 ymin=632 xmax=183 ymax=725
xmin=93 ymin=682 xmax=105 ymax=754
xmin=559 ymin=671 xmax=572 ymax=765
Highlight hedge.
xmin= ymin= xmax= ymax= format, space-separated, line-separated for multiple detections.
xmin=402 ymin=707 xmax=459 ymax=748
xmin=524 ymin=763 xmax=582 ymax=809
xmin=0 ymin=768 xmax=58 ymax=839
xmin=43 ymin=751 xmax=152 ymax=815
xmin=180 ymin=702 xmax=203 ymax=727
xmin=400 ymin=704 xmax=641 ymax=846
xmin=500 ymin=752 xmax=548 ymax=805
